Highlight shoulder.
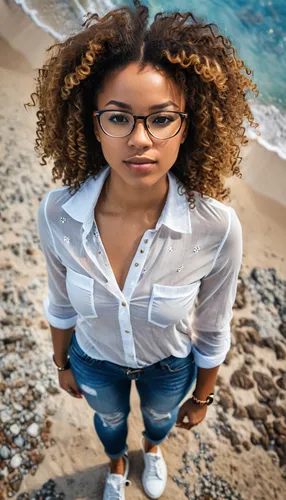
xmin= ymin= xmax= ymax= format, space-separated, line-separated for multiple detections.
xmin=38 ymin=185 xmax=72 ymax=222
xmin=192 ymin=191 xmax=242 ymax=239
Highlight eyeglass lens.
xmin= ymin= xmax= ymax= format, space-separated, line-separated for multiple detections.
xmin=99 ymin=111 xmax=182 ymax=139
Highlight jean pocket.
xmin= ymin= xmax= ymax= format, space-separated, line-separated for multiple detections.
xmin=160 ymin=351 xmax=195 ymax=373
xmin=70 ymin=333 xmax=97 ymax=367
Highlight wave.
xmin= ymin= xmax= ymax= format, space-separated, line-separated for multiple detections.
xmin=14 ymin=0 xmax=119 ymax=40
xmin=246 ymin=101 xmax=286 ymax=161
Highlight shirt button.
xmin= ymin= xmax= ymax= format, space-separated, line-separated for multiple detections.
xmin=122 ymin=302 xmax=127 ymax=307
xmin=134 ymin=263 xmax=139 ymax=267
xmin=140 ymin=249 xmax=145 ymax=253
xmin=125 ymin=330 xmax=130 ymax=333
xmin=144 ymin=239 xmax=149 ymax=244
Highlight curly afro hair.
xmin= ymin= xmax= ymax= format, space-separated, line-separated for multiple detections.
xmin=27 ymin=1 xmax=260 ymax=206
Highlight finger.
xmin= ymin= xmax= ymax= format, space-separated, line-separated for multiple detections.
xmin=176 ymin=408 xmax=186 ymax=425
xmin=68 ymin=383 xmax=83 ymax=398
xmin=66 ymin=385 xmax=81 ymax=398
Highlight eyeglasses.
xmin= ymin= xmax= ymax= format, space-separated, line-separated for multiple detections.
xmin=93 ymin=110 xmax=188 ymax=140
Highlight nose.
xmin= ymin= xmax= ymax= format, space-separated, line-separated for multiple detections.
xmin=127 ymin=119 xmax=153 ymax=148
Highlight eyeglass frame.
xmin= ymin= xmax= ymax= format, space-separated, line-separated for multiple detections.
xmin=93 ymin=109 xmax=188 ymax=140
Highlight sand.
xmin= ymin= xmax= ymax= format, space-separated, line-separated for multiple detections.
xmin=0 ymin=10 xmax=286 ymax=500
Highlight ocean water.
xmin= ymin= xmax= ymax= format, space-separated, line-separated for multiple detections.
xmin=15 ymin=0 xmax=286 ymax=159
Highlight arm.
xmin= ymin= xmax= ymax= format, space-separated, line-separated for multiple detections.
xmin=177 ymin=207 xmax=243 ymax=428
xmin=37 ymin=193 xmax=81 ymax=397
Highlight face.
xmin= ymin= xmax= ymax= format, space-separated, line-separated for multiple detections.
xmin=93 ymin=62 xmax=188 ymax=189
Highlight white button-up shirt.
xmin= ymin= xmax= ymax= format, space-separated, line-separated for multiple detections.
xmin=37 ymin=165 xmax=243 ymax=369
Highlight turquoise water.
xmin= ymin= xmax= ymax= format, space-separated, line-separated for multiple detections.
xmin=15 ymin=0 xmax=286 ymax=158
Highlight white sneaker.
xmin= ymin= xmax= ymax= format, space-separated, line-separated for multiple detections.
xmin=103 ymin=453 xmax=131 ymax=500
xmin=140 ymin=436 xmax=167 ymax=499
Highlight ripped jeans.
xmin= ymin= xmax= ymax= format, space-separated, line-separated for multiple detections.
xmin=68 ymin=331 xmax=198 ymax=459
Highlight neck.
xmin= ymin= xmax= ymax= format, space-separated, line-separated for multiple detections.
xmin=102 ymin=170 xmax=169 ymax=217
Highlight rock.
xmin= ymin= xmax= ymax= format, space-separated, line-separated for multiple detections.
xmin=251 ymin=433 xmax=262 ymax=446
xmin=276 ymin=374 xmax=286 ymax=391
xmin=10 ymin=454 xmax=22 ymax=469
xmin=218 ymin=389 xmax=234 ymax=409
xmin=0 ymin=409 xmax=12 ymax=423
xmin=273 ymin=421 xmax=286 ymax=436
xmin=253 ymin=371 xmax=279 ymax=400
xmin=267 ymin=402 xmax=285 ymax=418
xmin=263 ymin=337 xmax=275 ymax=350
xmin=234 ymin=445 xmax=242 ymax=454
xmin=238 ymin=318 xmax=260 ymax=331
xmin=27 ymin=422 xmax=39 ymax=438
xmin=223 ymin=348 xmax=235 ymax=365
xmin=242 ymin=343 xmax=254 ymax=355
xmin=242 ymin=441 xmax=251 ymax=451
xmin=10 ymin=423 xmax=21 ymax=436
xmin=215 ymin=375 xmax=224 ymax=387
xmin=233 ymin=405 xmax=248 ymax=419
xmin=14 ymin=435 xmax=25 ymax=447
xmin=234 ymin=328 xmax=249 ymax=345
xmin=246 ymin=327 xmax=263 ymax=346
xmin=246 ymin=403 xmax=271 ymax=421
xmin=230 ymin=370 xmax=254 ymax=390
xmin=0 ymin=445 xmax=11 ymax=459
xmin=275 ymin=342 xmax=286 ymax=360
xmin=234 ymin=279 xmax=246 ymax=309
xmin=268 ymin=366 xmax=279 ymax=377
xmin=279 ymin=322 xmax=286 ymax=339
xmin=244 ymin=355 xmax=255 ymax=366
xmin=230 ymin=431 xmax=241 ymax=446
xmin=260 ymin=435 xmax=270 ymax=450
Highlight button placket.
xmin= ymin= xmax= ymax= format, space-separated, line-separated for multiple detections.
xmin=118 ymin=299 xmax=137 ymax=366
xmin=122 ymin=231 xmax=154 ymax=301
xmin=82 ymin=228 xmax=114 ymax=296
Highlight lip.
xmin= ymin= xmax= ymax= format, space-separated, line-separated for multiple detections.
xmin=123 ymin=161 xmax=156 ymax=173
xmin=124 ymin=156 xmax=157 ymax=163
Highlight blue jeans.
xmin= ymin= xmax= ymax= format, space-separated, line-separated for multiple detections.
xmin=68 ymin=331 xmax=197 ymax=459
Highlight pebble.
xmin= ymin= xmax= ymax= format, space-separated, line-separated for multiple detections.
xmin=1 ymin=409 xmax=12 ymax=423
xmin=27 ymin=423 xmax=39 ymax=437
xmin=10 ymin=454 xmax=23 ymax=469
xmin=10 ymin=424 xmax=21 ymax=436
xmin=1 ymin=445 xmax=11 ymax=459
xmin=14 ymin=435 xmax=25 ymax=448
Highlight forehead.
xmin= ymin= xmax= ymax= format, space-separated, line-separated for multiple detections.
xmin=97 ymin=62 xmax=185 ymax=110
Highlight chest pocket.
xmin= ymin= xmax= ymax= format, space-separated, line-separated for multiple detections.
xmin=148 ymin=282 xmax=200 ymax=328
xmin=66 ymin=267 xmax=98 ymax=318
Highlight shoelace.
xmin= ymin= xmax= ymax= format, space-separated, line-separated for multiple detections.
xmin=146 ymin=454 xmax=163 ymax=480
xmin=105 ymin=477 xmax=132 ymax=500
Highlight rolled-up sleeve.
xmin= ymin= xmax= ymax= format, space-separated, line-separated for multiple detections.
xmin=37 ymin=193 xmax=78 ymax=329
xmin=191 ymin=207 xmax=243 ymax=368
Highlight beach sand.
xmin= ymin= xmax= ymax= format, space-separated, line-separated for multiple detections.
xmin=0 ymin=16 xmax=286 ymax=500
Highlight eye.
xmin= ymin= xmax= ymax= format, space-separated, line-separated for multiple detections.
xmin=152 ymin=114 xmax=176 ymax=126
xmin=108 ymin=113 xmax=130 ymax=124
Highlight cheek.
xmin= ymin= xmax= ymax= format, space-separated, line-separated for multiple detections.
xmin=99 ymin=138 xmax=122 ymax=163
xmin=157 ymin=139 xmax=183 ymax=166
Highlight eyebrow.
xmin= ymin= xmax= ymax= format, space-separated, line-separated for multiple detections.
xmin=104 ymin=100 xmax=179 ymax=110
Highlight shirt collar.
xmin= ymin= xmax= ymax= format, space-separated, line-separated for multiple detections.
xmin=62 ymin=164 xmax=192 ymax=235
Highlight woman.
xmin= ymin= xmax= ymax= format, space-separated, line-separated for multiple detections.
xmin=32 ymin=2 xmax=259 ymax=499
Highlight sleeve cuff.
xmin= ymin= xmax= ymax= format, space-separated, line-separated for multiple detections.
xmin=43 ymin=296 xmax=78 ymax=329
xmin=191 ymin=344 xmax=230 ymax=368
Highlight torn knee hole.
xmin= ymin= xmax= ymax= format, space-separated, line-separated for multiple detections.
xmin=144 ymin=407 xmax=171 ymax=421
xmin=96 ymin=411 xmax=125 ymax=427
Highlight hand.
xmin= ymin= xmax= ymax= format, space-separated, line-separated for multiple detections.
xmin=58 ymin=369 xmax=83 ymax=399
xmin=175 ymin=398 xmax=208 ymax=430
